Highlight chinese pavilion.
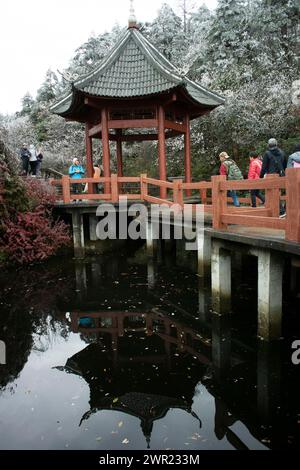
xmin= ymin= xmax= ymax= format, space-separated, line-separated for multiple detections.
xmin=51 ymin=2 xmax=224 ymax=197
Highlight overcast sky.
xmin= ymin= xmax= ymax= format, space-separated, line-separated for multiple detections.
xmin=0 ymin=0 xmax=217 ymax=114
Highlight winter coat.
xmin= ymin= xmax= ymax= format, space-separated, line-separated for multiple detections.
xmin=69 ymin=165 xmax=85 ymax=179
xmin=29 ymin=145 xmax=37 ymax=162
xmin=287 ymin=151 xmax=300 ymax=168
xmin=260 ymin=147 xmax=286 ymax=177
xmin=20 ymin=147 xmax=31 ymax=159
xmin=248 ymin=159 xmax=262 ymax=180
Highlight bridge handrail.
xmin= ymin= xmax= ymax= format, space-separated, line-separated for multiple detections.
xmin=50 ymin=169 xmax=300 ymax=243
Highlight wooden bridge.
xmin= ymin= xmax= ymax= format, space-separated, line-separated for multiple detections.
xmin=51 ymin=168 xmax=300 ymax=244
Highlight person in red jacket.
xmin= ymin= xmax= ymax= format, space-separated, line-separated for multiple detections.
xmin=248 ymin=151 xmax=265 ymax=207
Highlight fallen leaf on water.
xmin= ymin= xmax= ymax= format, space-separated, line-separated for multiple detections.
xmin=96 ymin=437 xmax=102 ymax=442
xmin=118 ymin=421 xmax=123 ymax=428
xmin=122 ymin=438 xmax=129 ymax=444
xmin=113 ymin=398 xmax=119 ymax=403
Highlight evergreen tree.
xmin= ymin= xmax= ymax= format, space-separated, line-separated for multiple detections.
xmin=36 ymin=70 xmax=59 ymax=104
xmin=145 ymin=4 xmax=186 ymax=67
xmin=20 ymin=92 xmax=34 ymax=116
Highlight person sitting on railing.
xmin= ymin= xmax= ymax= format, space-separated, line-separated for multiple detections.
xmin=69 ymin=158 xmax=85 ymax=195
xmin=83 ymin=164 xmax=101 ymax=193
xmin=287 ymin=144 xmax=300 ymax=168
xmin=248 ymin=151 xmax=265 ymax=208
xmin=219 ymin=152 xmax=243 ymax=207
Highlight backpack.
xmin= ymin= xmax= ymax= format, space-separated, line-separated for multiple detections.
xmin=266 ymin=150 xmax=285 ymax=177
xmin=223 ymin=159 xmax=243 ymax=180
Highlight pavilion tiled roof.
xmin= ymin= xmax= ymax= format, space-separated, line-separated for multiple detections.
xmin=51 ymin=26 xmax=224 ymax=116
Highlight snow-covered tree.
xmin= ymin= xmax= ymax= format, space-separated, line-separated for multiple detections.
xmin=144 ymin=4 xmax=187 ymax=67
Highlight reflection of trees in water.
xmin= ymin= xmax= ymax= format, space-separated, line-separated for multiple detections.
xmin=0 ymin=263 xmax=74 ymax=391
xmin=32 ymin=314 xmax=70 ymax=354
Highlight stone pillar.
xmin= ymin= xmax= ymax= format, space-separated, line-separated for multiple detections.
xmin=257 ymin=342 xmax=281 ymax=424
xmin=211 ymin=240 xmax=231 ymax=313
xmin=89 ymin=215 xmax=98 ymax=241
xmin=72 ymin=210 xmax=85 ymax=258
xmin=256 ymin=249 xmax=283 ymax=341
xmin=197 ymin=277 xmax=210 ymax=324
xmin=146 ymin=220 xmax=158 ymax=258
xmin=197 ymin=230 xmax=211 ymax=278
xmin=212 ymin=314 xmax=231 ymax=380
xmin=74 ymin=262 xmax=87 ymax=301
xmin=147 ymin=260 xmax=156 ymax=289
xmin=91 ymin=261 xmax=102 ymax=287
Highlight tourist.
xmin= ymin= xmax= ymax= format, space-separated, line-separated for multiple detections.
xmin=248 ymin=151 xmax=265 ymax=207
xmin=20 ymin=143 xmax=31 ymax=176
xmin=219 ymin=152 xmax=243 ymax=207
xmin=29 ymin=144 xmax=38 ymax=176
xmin=260 ymin=138 xmax=286 ymax=178
xmin=36 ymin=148 xmax=43 ymax=176
xmin=83 ymin=164 xmax=101 ymax=193
xmin=69 ymin=158 xmax=85 ymax=195
xmin=287 ymin=144 xmax=300 ymax=168
xmin=260 ymin=138 xmax=286 ymax=216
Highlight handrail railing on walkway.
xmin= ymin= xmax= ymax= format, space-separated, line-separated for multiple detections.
xmin=50 ymin=168 xmax=300 ymax=243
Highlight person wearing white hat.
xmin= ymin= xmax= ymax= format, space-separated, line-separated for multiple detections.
xmin=68 ymin=158 xmax=85 ymax=197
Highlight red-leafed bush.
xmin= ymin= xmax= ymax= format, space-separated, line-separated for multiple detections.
xmin=0 ymin=145 xmax=70 ymax=265
xmin=2 ymin=211 xmax=70 ymax=264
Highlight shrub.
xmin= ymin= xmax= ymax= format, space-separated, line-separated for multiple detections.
xmin=0 ymin=153 xmax=70 ymax=265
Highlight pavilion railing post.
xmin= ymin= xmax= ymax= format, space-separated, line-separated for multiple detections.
xmin=200 ymin=188 xmax=207 ymax=205
xmin=62 ymin=175 xmax=71 ymax=203
xmin=212 ymin=175 xmax=227 ymax=230
xmin=286 ymin=168 xmax=300 ymax=242
xmin=265 ymin=174 xmax=280 ymax=218
xmin=140 ymin=174 xmax=148 ymax=201
xmin=173 ymin=179 xmax=183 ymax=206
xmin=111 ymin=174 xmax=119 ymax=203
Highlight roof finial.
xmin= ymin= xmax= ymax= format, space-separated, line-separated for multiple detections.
xmin=128 ymin=0 xmax=137 ymax=28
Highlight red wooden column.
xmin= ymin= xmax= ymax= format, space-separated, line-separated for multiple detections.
xmin=85 ymin=123 xmax=95 ymax=194
xmin=116 ymin=129 xmax=123 ymax=194
xmin=184 ymin=113 xmax=192 ymax=197
xmin=101 ymin=108 xmax=111 ymax=194
xmin=116 ymin=129 xmax=123 ymax=176
xmin=158 ymin=105 xmax=167 ymax=199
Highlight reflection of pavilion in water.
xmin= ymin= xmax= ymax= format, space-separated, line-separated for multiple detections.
xmin=67 ymin=262 xmax=288 ymax=449
xmin=58 ymin=308 xmax=261 ymax=449
xmin=62 ymin=309 xmax=211 ymax=448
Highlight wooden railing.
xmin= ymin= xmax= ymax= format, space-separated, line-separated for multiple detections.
xmin=50 ymin=168 xmax=300 ymax=243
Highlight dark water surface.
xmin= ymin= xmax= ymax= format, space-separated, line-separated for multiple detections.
xmin=0 ymin=244 xmax=300 ymax=450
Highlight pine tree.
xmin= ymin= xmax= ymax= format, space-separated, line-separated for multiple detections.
xmin=20 ymin=93 xmax=34 ymax=116
xmin=145 ymin=4 xmax=186 ymax=66
xmin=36 ymin=70 xmax=59 ymax=104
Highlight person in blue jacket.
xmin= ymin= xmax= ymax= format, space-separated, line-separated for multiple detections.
xmin=69 ymin=158 xmax=85 ymax=195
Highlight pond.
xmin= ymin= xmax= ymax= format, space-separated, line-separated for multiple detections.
xmin=0 ymin=244 xmax=299 ymax=450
